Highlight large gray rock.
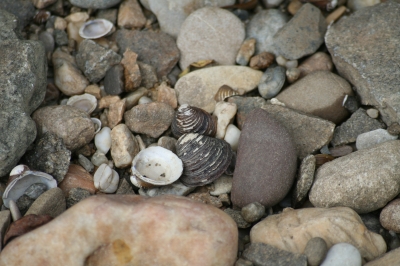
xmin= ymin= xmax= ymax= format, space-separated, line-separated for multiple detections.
xmin=0 ymin=9 xmax=47 ymax=178
xmin=0 ymin=0 xmax=35 ymax=30
xmin=325 ymin=2 xmax=400 ymax=126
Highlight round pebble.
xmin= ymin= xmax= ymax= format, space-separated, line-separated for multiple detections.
xmin=303 ymin=237 xmax=328 ymax=266
xmin=320 ymin=243 xmax=362 ymax=266
xmin=241 ymin=202 xmax=265 ymax=223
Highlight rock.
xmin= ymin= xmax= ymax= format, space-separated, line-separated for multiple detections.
xmin=367 ymin=108 xmax=379 ymax=119
xmin=224 ymin=208 xmax=251 ymax=228
xmin=110 ymin=124 xmax=140 ymax=168
xmin=246 ymin=9 xmax=289 ymax=55
xmin=325 ymin=2 xmax=400 ymax=126
xmin=154 ymin=82 xmax=177 ymax=109
xmin=58 ymin=164 xmax=96 ymax=197
xmin=107 ymin=99 xmax=126 ymax=129
xmin=304 ymin=237 xmax=328 ymax=266
xmin=210 ymin=175 xmax=232 ymax=196
xmin=276 ymin=71 xmax=353 ymax=124
xmin=236 ymin=38 xmax=256 ymax=66
xmin=224 ymin=124 xmax=241 ymax=151
xmin=231 ymin=109 xmax=297 ymax=208
xmin=0 ymin=0 xmax=36 ymax=30
xmin=214 ymin=102 xmax=237 ymax=139
xmin=177 ymin=7 xmax=245 ymax=70
xmin=96 ymin=9 xmax=118 ymax=25
xmin=54 ymin=29 xmax=69 ymax=46
xmin=258 ymin=65 xmax=286 ymax=99
xmin=297 ymin=52 xmax=333 ymax=79
xmin=0 ymin=210 xmax=11 ymax=247
xmin=331 ymin=108 xmax=385 ymax=146
xmin=250 ymin=207 xmax=386 ymax=261
xmin=249 ymin=52 xmax=275 ymax=70
xmin=98 ymin=95 xmax=121 ymax=109
xmin=69 ymin=0 xmax=121 ymax=9
xmin=157 ymin=136 xmax=177 ymax=153
xmin=0 ymin=9 xmax=47 ymax=177
xmin=76 ymin=39 xmax=121 ymax=83
xmin=121 ymin=48 xmax=141 ymax=92
xmin=188 ymin=192 xmax=222 ymax=208
xmin=309 ymin=140 xmax=400 ymax=213
xmin=243 ymin=243 xmax=307 ymax=266
xmin=329 ymin=145 xmax=353 ymax=157
xmin=273 ymin=3 xmax=327 ymax=60
xmin=356 ymin=129 xmax=398 ymax=150
xmin=115 ymin=178 xmax=135 ymax=195
xmin=117 ymin=0 xmax=146 ymax=29
xmin=104 ymin=64 xmax=125 ymax=95
xmin=116 ymin=29 xmax=179 ymax=78
xmin=175 ymin=66 xmax=262 ymax=113
xmin=66 ymin=187 xmax=92 ymax=208
xmin=140 ymin=181 xmax=195 ymax=197
xmin=321 ymin=243 xmax=362 ymax=266
xmin=364 ymin=247 xmax=400 ymax=266
xmin=25 ymin=188 xmax=66 ymax=218
xmin=235 ymin=258 xmax=254 ymax=266
xmin=124 ymin=102 xmax=175 ymax=138
xmin=78 ymin=155 xmax=94 ymax=173
xmin=292 ymin=154 xmax=316 ymax=208
xmin=347 ymin=0 xmax=380 ymax=11
xmin=380 ymin=199 xmax=400 ymax=233
xmin=137 ymin=61 xmax=158 ymax=89
xmin=241 ymin=202 xmax=265 ymax=223
xmin=0 ymin=195 xmax=238 ymax=266
xmin=23 ymin=132 xmax=71 ymax=183
xmin=84 ymin=84 xmax=101 ymax=100
xmin=32 ymin=105 xmax=95 ymax=151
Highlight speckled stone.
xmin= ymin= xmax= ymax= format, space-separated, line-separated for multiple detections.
xmin=304 ymin=237 xmax=328 ymax=266
xmin=380 ymin=199 xmax=400 ymax=233
xmin=243 ymin=243 xmax=307 ymax=266
xmin=241 ymin=202 xmax=265 ymax=223
xmin=292 ymin=154 xmax=316 ymax=208
xmin=224 ymin=208 xmax=251 ymax=228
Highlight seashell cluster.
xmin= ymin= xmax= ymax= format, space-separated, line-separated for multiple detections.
xmin=214 ymin=85 xmax=240 ymax=102
xmin=171 ymin=104 xmax=217 ymax=138
xmin=176 ymin=133 xmax=234 ymax=187
xmin=79 ymin=19 xmax=114 ymax=39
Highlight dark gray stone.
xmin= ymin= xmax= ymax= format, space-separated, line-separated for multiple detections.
xmin=69 ymin=0 xmax=121 ymax=9
xmin=66 ymin=187 xmax=91 ymax=208
xmin=138 ymin=61 xmax=158 ymax=89
xmin=303 ymin=237 xmax=328 ymax=266
xmin=54 ymin=29 xmax=69 ymax=47
xmin=104 ymin=64 xmax=125 ymax=95
xmin=0 ymin=0 xmax=35 ymax=30
xmin=243 ymin=243 xmax=307 ymax=266
xmin=16 ymin=194 xmax=35 ymax=215
xmin=96 ymin=9 xmax=118 ymax=25
xmin=224 ymin=208 xmax=251 ymax=228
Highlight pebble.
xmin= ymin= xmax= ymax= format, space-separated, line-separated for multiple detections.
xmin=329 ymin=145 xmax=353 ymax=157
xmin=303 ymin=237 xmax=328 ymax=266
xmin=364 ymin=246 xmax=400 ymax=266
xmin=177 ymin=7 xmax=245 ymax=70
xmin=325 ymin=6 xmax=347 ymax=24
xmin=0 ymin=210 xmax=11 ymax=248
xmin=85 ymin=84 xmax=102 ymax=99
xmin=309 ymin=140 xmax=400 ymax=213
xmin=95 ymin=127 xmax=112 ymax=154
xmin=69 ymin=0 xmax=121 ymax=9
xmin=157 ymin=136 xmax=177 ymax=153
xmin=286 ymin=67 xmax=301 ymax=83
xmin=224 ymin=124 xmax=241 ymax=151
xmin=104 ymin=64 xmax=124 ymax=95
xmin=25 ymin=188 xmax=66 ymax=218
xmin=236 ymin=38 xmax=256 ymax=66
xmin=58 ymin=164 xmax=96 ymax=197
xmin=117 ymin=0 xmax=146 ymax=29
xmin=138 ymin=96 xmax=152 ymax=104
xmin=121 ymin=48 xmax=141 ymax=91
xmin=110 ymin=124 xmax=139 ymax=168
xmin=140 ymin=181 xmax=195 ymax=197
xmin=137 ymin=61 xmax=158 ymax=89
xmin=154 ymin=82 xmax=178 ymax=109
xmin=241 ymin=202 xmax=265 ymax=223
xmin=124 ymin=87 xmax=149 ymax=110
xmin=292 ymin=154 xmax=316 ymax=208
xmin=380 ymin=199 xmax=400 ymax=233
xmin=250 ymin=207 xmax=386 ymax=261
xmin=187 ymin=192 xmax=223 ymax=208
xmin=78 ymin=154 xmax=94 ymax=173
xmin=91 ymin=151 xmax=108 ymax=167
xmin=356 ymin=129 xmax=398 ymax=150
xmin=98 ymin=95 xmax=121 ymax=109
xmin=366 ymin=108 xmax=379 ymax=119
xmin=235 ymin=258 xmax=254 ymax=266
xmin=115 ymin=178 xmax=135 ymax=195
xmin=231 ymin=109 xmax=297 ymax=208
xmin=214 ymin=102 xmax=237 ymax=139
xmin=224 ymin=208 xmax=251 ymax=228
xmin=96 ymin=8 xmax=118 ymax=25
xmin=320 ymin=243 xmax=362 ymax=266
xmin=297 ymin=52 xmax=333 ymax=79
xmin=210 ymin=175 xmax=233 ymax=196
xmin=347 ymin=0 xmax=380 ymax=11
xmin=249 ymin=52 xmax=275 ymax=70
xmin=66 ymin=187 xmax=92 ymax=208
xmin=107 ymin=98 xmax=126 ymax=128
xmin=258 ymin=65 xmax=286 ymax=99
xmin=0 ymin=195 xmax=238 ymax=265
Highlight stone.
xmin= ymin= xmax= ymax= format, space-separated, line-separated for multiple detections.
xmin=292 ymin=154 xmax=316 ymax=208
xmin=58 ymin=164 xmax=96 ymax=197
xmin=329 ymin=145 xmax=353 ymax=157
xmin=297 ymin=52 xmax=333 ymax=79
xmin=249 ymin=52 xmax=275 ymax=70
xmin=380 ymin=199 xmax=400 ymax=233
xmin=137 ymin=61 xmax=158 ymax=89
xmin=76 ymin=39 xmax=121 ymax=83
xmin=116 ymin=29 xmax=179 ymax=78
xmin=364 ymin=247 xmax=400 ymax=266
xmin=69 ymin=0 xmax=121 ymax=9
xmin=276 ymin=71 xmax=353 ymax=124
xmin=175 ymin=66 xmax=262 ymax=113
xmin=23 ymin=132 xmax=71 ymax=183
xmin=325 ymin=6 xmax=347 ymax=24
xmin=104 ymin=64 xmax=125 ymax=95
xmin=117 ymin=0 xmax=146 ymax=29
xmin=124 ymin=102 xmax=175 ymax=138
xmin=107 ymin=99 xmax=126 ymax=129
xmin=236 ymin=38 xmax=256 ymax=66
xmin=331 ymin=108 xmax=385 ymax=146
xmin=96 ymin=9 xmax=118 ymax=25
xmin=124 ymin=88 xmax=149 ymax=110
xmin=140 ymin=181 xmax=195 ymax=197
xmin=115 ymin=178 xmax=135 ymax=195
xmin=246 ymin=9 xmax=289 ymax=55
xmin=188 ymin=192 xmax=222 ymax=208
xmin=309 ymin=140 xmax=400 ymax=213
xmin=16 ymin=195 xmax=35 ymax=215
xmin=241 ymin=202 xmax=265 ymax=223
xmin=98 ymin=95 xmax=121 ymax=109
xmin=66 ymin=187 xmax=91 ymax=208
xmin=154 ymin=82 xmax=177 ymax=109
xmin=84 ymin=84 xmax=101 ymax=100
xmin=0 ymin=195 xmax=238 ymax=266
xmin=224 ymin=208 xmax=251 ymax=228
xmin=250 ymin=207 xmax=386 ymax=262
xmin=177 ymin=7 xmax=245 ymax=70
xmin=258 ymin=65 xmax=286 ymax=99
xmin=325 ymin=2 xmax=400 ymax=126
xmin=356 ymin=129 xmax=398 ymax=150
xmin=157 ymin=136 xmax=177 ymax=153
xmin=347 ymin=0 xmax=380 ymax=11
xmin=304 ymin=237 xmax=328 ymax=266
xmin=366 ymin=108 xmax=379 ymax=119
xmin=54 ymin=29 xmax=69 ymax=46
xmin=32 ymin=105 xmax=95 ymax=151
xmin=214 ymin=102 xmax=237 ymax=139
xmin=0 ymin=210 xmax=11 ymax=248
xmin=320 ymin=243 xmax=362 ymax=266
xmin=210 ymin=175 xmax=232 ymax=196
xmin=110 ymin=124 xmax=140 ymax=168
xmin=0 ymin=0 xmax=36 ymax=30
xmin=25 ymin=188 xmax=66 ymax=218
xmin=243 ymin=243 xmax=307 ymax=266
xmin=121 ymin=48 xmax=141 ymax=92
xmin=235 ymin=258 xmax=254 ymax=266
xmin=231 ymin=109 xmax=297 ymax=208
xmin=78 ymin=154 xmax=94 ymax=173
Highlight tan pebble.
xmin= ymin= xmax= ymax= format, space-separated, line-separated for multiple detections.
xmin=85 ymin=84 xmax=102 ymax=99
xmin=249 ymin=52 xmax=275 ymax=70
xmin=58 ymin=164 xmax=96 ymax=197
xmin=187 ymin=192 xmax=223 ymax=208
xmin=65 ymin=12 xmax=89 ymax=23
xmin=155 ymin=82 xmax=178 ymax=109
xmin=366 ymin=108 xmax=379 ymax=119
xmin=288 ymin=0 xmax=303 ymax=15
xmin=107 ymin=99 xmax=126 ymax=129
xmin=54 ymin=17 xmax=67 ymax=31
xmin=25 ymin=188 xmax=66 ymax=218
xmin=100 ymin=109 xmax=109 ymax=128
xmin=121 ymin=48 xmax=142 ymax=91
xmin=286 ymin=68 xmax=301 ymax=83
xmin=67 ymin=21 xmax=85 ymax=45
xmin=118 ymin=0 xmax=146 ymax=29
xmin=236 ymin=38 xmax=256 ymax=66
xmin=98 ymin=95 xmax=121 ymax=109
xmin=111 ymin=124 xmax=139 ymax=168
xmin=124 ymin=87 xmax=149 ymax=110
xmin=298 ymin=52 xmax=333 ymax=79
xmin=326 ymin=6 xmax=347 ymax=24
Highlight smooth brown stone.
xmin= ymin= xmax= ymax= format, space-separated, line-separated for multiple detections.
xmin=58 ymin=164 xmax=96 ymax=197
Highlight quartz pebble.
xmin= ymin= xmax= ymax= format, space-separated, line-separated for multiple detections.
xmin=224 ymin=124 xmax=241 ymax=151
xmin=93 ymin=164 xmax=119 ymax=194
xmin=356 ymin=129 xmax=398 ymax=150
xmin=236 ymin=38 xmax=256 ymax=66
xmin=210 ymin=175 xmax=233 ymax=196
xmin=94 ymin=127 xmax=112 ymax=154
xmin=241 ymin=202 xmax=265 ymax=223
xmin=321 ymin=243 xmax=362 ymax=266
xmin=110 ymin=124 xmax=139 ymax=168
xmin=304 ymin=237 xmax=328 ymax=266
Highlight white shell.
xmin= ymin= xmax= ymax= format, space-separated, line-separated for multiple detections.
xmin=91 ymin=118 xmax=102 ymax=134
xmin=79 ymin=19 xmax=114 ymax=39
xmin=93 ymin=164 xmax=119 ymax=193
xmin=95 ymin=127 xmax=111 ymax=154
xmin=2 ymin=170 xmax=57 ymax=208
xmin=130 ymin=146 xmax=183 ymax=187
xmin=67 ymin=93 xmax=97 ymax=114
xmin=9 ymin=164 xmax=29 ymax=176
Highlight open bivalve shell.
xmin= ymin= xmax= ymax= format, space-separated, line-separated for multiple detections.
xmin=79 ymin=19 xmax=114 ymax=39
xmin=176 ymin=133 xmax=234 ymax=187
xmin=130 ymin=146 xmax=183 ymax=188
xmin=2 ymin=165 xmax=57 ymax=208
xmin=171 ymin=104 xmax=217 ymax=138
xmin=67 ymin=93 xmax=97 ymax=114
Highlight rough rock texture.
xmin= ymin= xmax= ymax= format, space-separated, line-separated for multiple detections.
xmin=325 ymin=2 xmax=400 ymax=126
xmin=250 ymin=207 xmax=386 ymax=262
xmin=292 ymin=154 xmax=316 ymax=208
xmin=0 ymin=195 xmax=238 ymax=266
xmin=25 ymin=188 xmax=66 ymax=218
xmin=110 ymin=124 xmax=140 ymax=168
xmin=0 ymin=0 xmax=36 ymax=30
xmin=231 ymin=109 xmax=297 ymax=207
xmin=0 ymin=9 xmax=47 ymax=177
xmin=104 ymin=64 xmax=124 ymax=95
xmin=243 ymin=243 xmax=307 ymax=266
xmin=309 ymin=140 xmax=400 ymax=213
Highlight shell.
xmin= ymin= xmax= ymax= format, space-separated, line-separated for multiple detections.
xmin=176 ymin=133 xmax=234 ymax=187
xmin=171 ymin=104 xmax=217 ymax=138
xmin=130 ymin=146 xmax=183 ymax=188
xmin=214 ymin=85 xmax=240 ymax=102
xmin=93 ymin=163 xmax=119 ymax=193
xmin=258 ymin=65 xmax=286 ymax=99
xmin=78 ymin=19 xmax=114 ymax=39
xmin=91 ymin=118 xmax=102 ymax=134
xmin=3 ymin=167 xmax=57 ymax=208
xmin=67 ymin=93 xmax=97 ymax=114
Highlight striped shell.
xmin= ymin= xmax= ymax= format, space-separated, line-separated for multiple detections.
xmin=171 ymin=104 xmax=217 ymax=138
xmin=176 ymin=133 xmax=233 ymax=187
xmin=214 ymin=85 xmax=239 ymax=102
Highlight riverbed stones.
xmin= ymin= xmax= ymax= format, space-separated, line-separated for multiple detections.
xmin=304 ymin=237 xmax=328 ymax=266
xmin=231 ymin=108 xmax=297 ymax=208
xmin=309 ymin=140 xmax=400 ymax=213
xmin=325 ymin=1 xmax=400 ymax=126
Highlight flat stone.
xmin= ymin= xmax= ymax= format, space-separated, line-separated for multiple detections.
xmin=69 ymin=0 xmax=121 ymax=9
xmin=309 ymin=140 xmax=400 ymax=213
xmin=110 ymin=124 xmax=139 ymax=168
xmin=58 ymin=164 xmax=96 ymax=197
xmin=325 ymin=2 xmax=400 ymax=126
xmin=243 ymin=243 xmax=307 ymax=266
xmin=356 ymin=129 xmax=398 ymax=150
xmin=177 ymin=7 xmax=245 ymax=70
xmin=364 ymin=247 xmax=400 ymax=266
xmin=25 ymin=188 xmax=66 ymax=218
xmin=104 ymin=64 xmax=125 ymax=95
xmin=321 ymin=243 xmax=362 ymax=266
xmin=304 ymin=237 xmax=328 ymax=266
xmin=292 ymin=154 xmax=316 ymax=208
xmin=380 ymin=199 xmax=400 ymax=233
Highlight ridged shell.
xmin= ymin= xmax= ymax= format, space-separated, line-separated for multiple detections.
xmin=214 ymin=85 xmax=239 ymax=102
xmin=79 ymin=19 xmax=114 ymax=39
xmin=176 ymin=133 xmax=233 ymax=187
xmin=258 ymin=65 xmax=286 ymax=99
xmin=67 ymin=93 xmax=97 ymax=114
xmin=171 ymin=104 xmax=217 ymax=138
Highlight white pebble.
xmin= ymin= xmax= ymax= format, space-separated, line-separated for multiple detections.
xmin=95 ymin=127 xmax=111 ymax=154
xmin=224 ymin=124 xmax=241 ymax=151
xmin=138 ymin=96 xmax=152 ymax=104
xmin=93 ymin=163 xmax=119 ymax=193
xmin=320 ymin=243 xmax=362 ymax=266
xmin=276 ymin=55 xmax=287 ymax=66
xmin=356 ymin=128 xmax=398 ymax=150
xmin=213 ymin=102 xmax=237 ymax=139
xmin=286 ymin=59 xmax=298 ymax=69
xmin=366 ymin=108 xmax=379 ymax=119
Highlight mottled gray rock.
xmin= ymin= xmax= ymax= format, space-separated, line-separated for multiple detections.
xmin=380 ymin=199 xmax=400 ymax=233
xmin=331 ymin=108 xmax=384 ymax=146
xmin=258 ymin=65 xmax=286 ymax=99
xmin=243 ymin=243 xmax=307 ymax=266
xmin=325 ymin=2 xmax=400 ymax=126
xmin=241 ymin=202 xmax=265 ymax=223
xmin=292 ymin=154 xmax=316 ymax=208
xmin=0 ymin=0 xmax=35 ymax=30
xmin=224 ymin=208 xmax=251 ymax=228
xmin=115 ymin=178 xmax=135 ymax=195
xmin=69 ymin=0 xmax=121 ymax=9
xmin=25 ymin=188 xmax=66 ymax=218
xmin=309 ymin=140 xmax=400 ymax=213
xmin=66 ymin=187 xmax=91 ymax=208
xmin=76 ymin=39 xmax=121 ymax=83
xmin=16 ymin=194 xmax=35 ymax=215
xmin=273 ymin=3 xmax=327 ymax=60
xmin=356 ymin=129 xmax=398 ymax=150
xmin=54 ymin=29 xmax=69 ymax=46
xmin=304 ymin=237 xmax=328 ymax=266
xmin=138 ymin=61 xmax=158 ymax=89
xmin=104 ymin=64 xmax=125 ymax=95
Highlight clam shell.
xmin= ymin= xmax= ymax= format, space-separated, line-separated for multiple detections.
xmin=79 ymin=19 xmax=114 ymax=39
xmin=130 ymin=146 xmax=183 ymax=187
xmin=258 ymin=65 xmax=286 ymax=99
xmin=67 ymin=93 xmax=97 ymax=114
xmin=214 ymin=85 xmax=240 ymax=102
xmin=171 ymin=104 xmax=217 ymax=138
xmin=176 ymin=133 xmax=233 ymax=187
xmin=91 ymin=118 xmax=102 ymax=134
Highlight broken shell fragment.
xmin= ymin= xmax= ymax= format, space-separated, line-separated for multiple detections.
xmin=66 ymin=93 xmax=97 ymax=114
xmin=78 ymin=19 xmax=114 ymax=39
xmin=176 ymin=133 xmax=234 ymax=187
xmin=214 ymin=85 xmax=240 ymax=102
xmin=93 ymin=164 xmax=119 ymax=193
xmin=91 ymin=118 xmax=102 ymax=134
xmin=258 ymin=66 xmax=286 ymax=99
xmin=94 ymin=127 xmax=111 ymax=154
xmin=130 ymin=146 xmax=183 ymax=188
